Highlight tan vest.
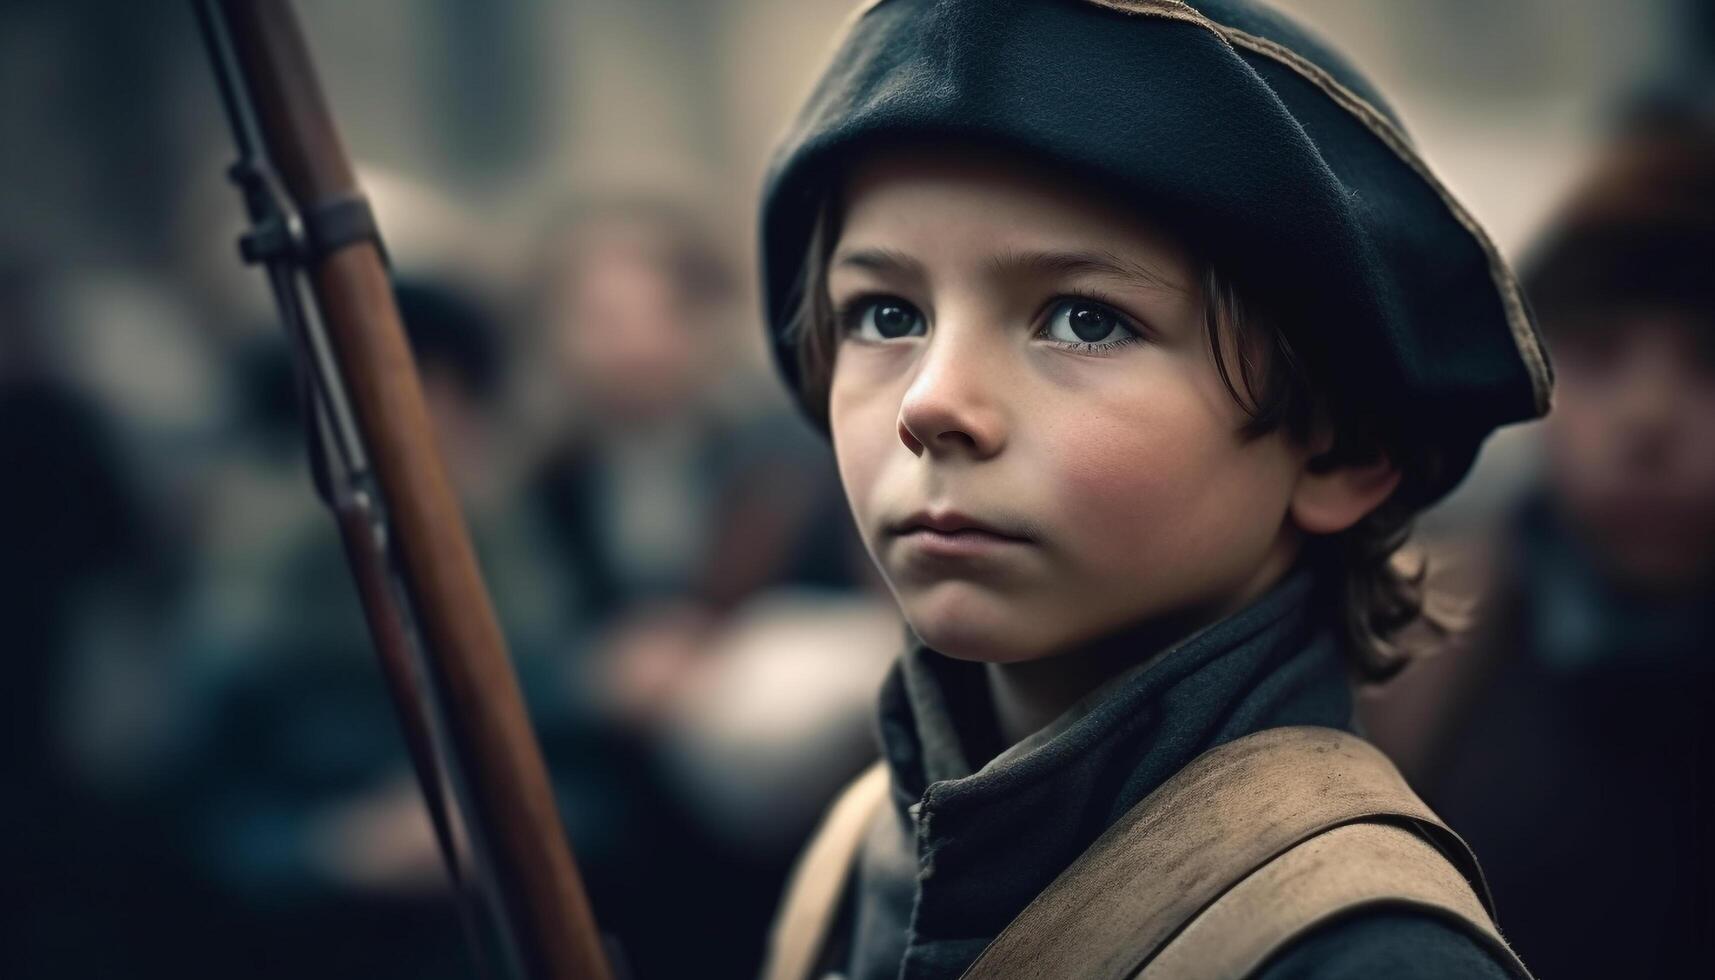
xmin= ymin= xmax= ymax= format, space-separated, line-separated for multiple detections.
xmin=763 ymin=726 xmax=1534 ymax=980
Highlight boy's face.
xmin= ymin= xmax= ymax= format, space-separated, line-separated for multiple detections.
xmin=826 ymin=147 xmax=1310 ymax=663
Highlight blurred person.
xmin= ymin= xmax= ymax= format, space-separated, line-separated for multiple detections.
xmin=520 ymin=198 xmax=877 ymax=978
xmin=0 ymin=265 xmax=223 ymax=977
xmin=525 ymin=198 xmax=862 ymax=648
xmin=170 ymin=277 xmax=580 ymax=979
xmin=1361 ymin=86 xmax=1715 ymax=979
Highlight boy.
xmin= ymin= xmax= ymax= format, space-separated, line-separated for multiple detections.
xmin=755 ymin=1 xmax=1549 ymax=977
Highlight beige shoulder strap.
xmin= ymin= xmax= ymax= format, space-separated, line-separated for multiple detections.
xmin=960 ymin=726 xmax=1523 ymax=980
xmin=761 ymin=761 xmax=890 ymax=980
xmin=1138 ymin=821 xmax=1531 ymax=979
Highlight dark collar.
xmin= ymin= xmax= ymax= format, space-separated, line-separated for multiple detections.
xmin=1514 ymin=494 xmax=1715 ymax=674
xmin=870 ymin=566 xmax=1353 ymax=978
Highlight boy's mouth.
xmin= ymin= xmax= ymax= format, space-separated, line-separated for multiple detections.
xmin=891 ymin=514 xmax=1022 ymax=545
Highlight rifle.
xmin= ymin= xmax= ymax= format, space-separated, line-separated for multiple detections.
xmin=192 ymin=3 xmax=614 ymax=977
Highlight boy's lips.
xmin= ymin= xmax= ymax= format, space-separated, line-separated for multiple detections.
xmin=886 ymin=510 xmax=1036 ymax=564
xmin=887 ymin=509 xmax=1033 ymax=540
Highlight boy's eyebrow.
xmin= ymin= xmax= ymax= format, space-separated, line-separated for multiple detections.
xmin=985 ymin=248 xmax=1189 ymax=293
xmin=830 ymin=246 xmax=927 ymax=283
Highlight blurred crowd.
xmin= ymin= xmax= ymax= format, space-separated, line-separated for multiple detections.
xmin=2 ymin=2 xmax=1712 ymax=979
xmin=4 ymin=182 xmax=903 ymax=978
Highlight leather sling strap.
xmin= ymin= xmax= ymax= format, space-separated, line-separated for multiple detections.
xmin=761 ymin=727 xmax=1530 ymax=980
xmin=1138 ymin=820 xmax=1531 ymax=979
xmin=761 ymin=761 xmax=890 ymax=980
xmin=959 ymin=726 xmax=1520 ymax=979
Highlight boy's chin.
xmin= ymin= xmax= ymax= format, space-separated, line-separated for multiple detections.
xmin=898 ymin=584 xmax=1058 ymax=663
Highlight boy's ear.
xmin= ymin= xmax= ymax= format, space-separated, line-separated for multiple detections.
xmin=1289 ymin=452 xmax=1403 ymax=535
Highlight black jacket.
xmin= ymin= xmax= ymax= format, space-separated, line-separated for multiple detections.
xmin=834 ymin=568 xmax=1516 ymax=979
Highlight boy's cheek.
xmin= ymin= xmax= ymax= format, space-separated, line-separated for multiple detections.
xmin=829 ymin=369 xmax=898 ymax=457
xmin=1040 ymin=409 xmax=1292 ymax=579
xmin=1039 ymin=405 xmax=1219 ymax=529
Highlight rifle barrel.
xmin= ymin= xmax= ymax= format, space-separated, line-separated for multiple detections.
xmin=201 ymin=3 xmax=614 ymax=977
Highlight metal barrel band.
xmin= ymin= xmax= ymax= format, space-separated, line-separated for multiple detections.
xmin=300 ymin=193 xmax=390 ymax=267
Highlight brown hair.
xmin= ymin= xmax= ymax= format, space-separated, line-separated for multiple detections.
xmin=785 ymin=196 xmax=1451 ymax=682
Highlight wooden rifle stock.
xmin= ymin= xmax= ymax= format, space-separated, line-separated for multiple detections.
xmin=197 ymin=2 xmax=614 ymax=977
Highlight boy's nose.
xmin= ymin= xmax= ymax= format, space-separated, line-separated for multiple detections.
xmin=896 ymin=328 xmax=1008 ymax=460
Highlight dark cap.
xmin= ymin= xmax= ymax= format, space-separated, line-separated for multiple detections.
xmin=1521 ymin=90 xmax=1715 ymax=328
xmin=758 ymin=0 xmax=1554 ymax=499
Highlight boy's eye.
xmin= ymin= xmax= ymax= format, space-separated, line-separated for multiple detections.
xmin=844 ymin=297 xmax=926 ymax=340
xmin=1043 ymin=299 xmax=1136 ymax=347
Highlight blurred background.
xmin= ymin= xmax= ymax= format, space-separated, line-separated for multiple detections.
xmin=2 ymin=1 xmax=1710 ymax=978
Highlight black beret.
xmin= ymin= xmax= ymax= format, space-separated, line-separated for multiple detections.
xmin=758 ymin=0 xmax=1554 ymax=500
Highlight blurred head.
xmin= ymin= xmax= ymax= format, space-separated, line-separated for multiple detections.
xmin=395 ymin=278 xmax=505 ymax=480
xmin=791 ymin=144 xmax=1427 ymax=671
xmin=531 ymin=200 xmax=735 ymax=427
xmin=1527 ymin=101 xmax=1715 ymax=596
